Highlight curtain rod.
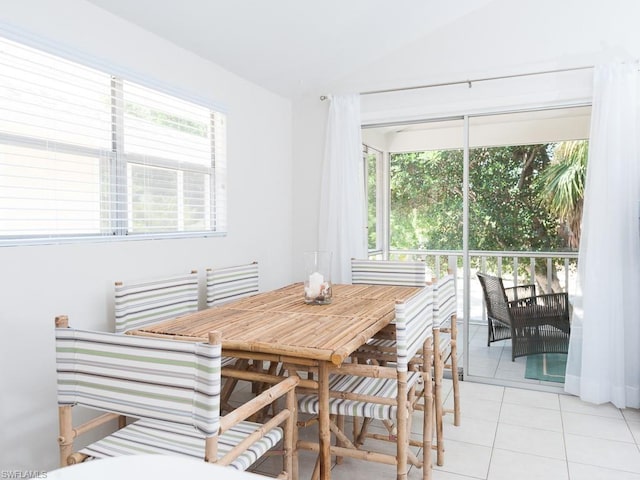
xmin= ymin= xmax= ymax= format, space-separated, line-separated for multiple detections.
xmin=319 ymin=65 xmax=594 ymax=100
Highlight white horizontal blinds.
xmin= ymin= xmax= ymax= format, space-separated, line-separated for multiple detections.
xmin=0 ymin=37 xmax=113 ymax=238
xmin=212 ymin=112 xmax=227 ymax=231
xmin=122 ymin=81 xmax=226 ymax=234
xmin=0 ymin=34 xmax=227 ymax=243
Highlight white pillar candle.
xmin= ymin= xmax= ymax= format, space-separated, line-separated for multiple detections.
xmin=306 ymin=271 xmax=324 ymax=298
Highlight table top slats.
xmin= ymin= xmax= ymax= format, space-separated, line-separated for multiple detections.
xmin=131 ymin=283 xmax=421 ymax=365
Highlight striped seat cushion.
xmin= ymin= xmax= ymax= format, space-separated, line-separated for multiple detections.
xmin=298 ymin=372 xmax=423 ymax=420
xmin=206 ymin=262 xmax=259 ymax=307
xmin=351 ymin=259 xmax=428 ymax=286
xmin=115 ymin=272 xmax=199 ymax=334
xmin=366 ymin=338 xmax=396 ymax=349
xmin=79 ymin=418 xmax=283 ymax=471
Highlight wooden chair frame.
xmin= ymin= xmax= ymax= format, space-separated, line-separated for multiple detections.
xmin=206 ymin=262 xmax=263 ymax=411
xmin=431 ymin=275 xmax=460 ymax=467
xmin=349 ymin=260 xmax=461 ymax=467
xmin=297 ymin=286 xmax=435 ymax=480
xmin=55 ymin=315 xmax=299 ymax=478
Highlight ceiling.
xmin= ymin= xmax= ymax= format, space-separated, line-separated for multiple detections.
xmin=84 ymin=0 xmax=496 ymax=99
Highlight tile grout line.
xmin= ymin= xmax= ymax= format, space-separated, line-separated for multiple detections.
xmin=483 ymin=385 xmax=506 ymax=480
xmin=558 ymin=393 xmax=572 ymax=480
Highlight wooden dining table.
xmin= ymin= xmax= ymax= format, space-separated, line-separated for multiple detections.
xmin=129 ymin=282 xmax=422 ymax=480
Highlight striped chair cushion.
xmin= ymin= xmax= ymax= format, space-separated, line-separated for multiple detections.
xmin=351 ymin=259 xmax=428 ymax=286
xmin=433 ymin=275 xmax=456 ymax=329
xmin=395 ymin=286 xmax=434 ymax=372
xmin=79 ymin=418 xmax=283 ymax=471
xmin=298 ymin=372 xmax=423 ymax=420
xmin=114 ymin=272 xmax=199 ymax=334
xmin=206 ymin=262 xmax=259 ymax=307
xmin=56 ymin=327 xmax=221 ymax=436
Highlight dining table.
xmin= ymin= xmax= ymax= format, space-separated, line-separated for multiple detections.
xmin=129 ymin=282 xmax=422 ymax=480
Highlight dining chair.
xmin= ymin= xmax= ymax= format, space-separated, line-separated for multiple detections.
xmin=54 ymin=315 xmax=299 ymax=478
xmin=350 ymin=259 xmax=456 ymax=467
xmin=351 ymin=258 xmax=430 ymax=286
xmin=206 ymin=262 xmax=265 ymax=411
xmin=431 ymin=274 xmax=460 ymax=466
xmin=206 ymin=261 xmax=259 ymax=307
xmin=114 ymin=270 xmax=199 ymax=334
xmin=297 ymin=286 xmax=435 ymax=480
xmin=350 ymin=258 xmax=429 ymax=357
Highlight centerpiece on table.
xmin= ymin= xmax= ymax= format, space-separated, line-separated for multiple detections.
xmin=304 ymin=251 xmax=332 ymax=304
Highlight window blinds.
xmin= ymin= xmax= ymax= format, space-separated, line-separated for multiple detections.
xmin=0 ymin=36 xmax=226 ymax=244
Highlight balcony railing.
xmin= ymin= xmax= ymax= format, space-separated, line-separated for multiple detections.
xmin=369 ymin=248 xmax=579 ymax=323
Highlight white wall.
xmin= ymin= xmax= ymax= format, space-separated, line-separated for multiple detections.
xmin=0 ymin=0 xmax=293 ymax=471
xmin=291 ymin=0 xmax=640 ymax=274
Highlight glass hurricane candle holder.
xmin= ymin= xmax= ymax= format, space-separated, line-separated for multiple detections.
xmin=304 ymin=251 xmax=332 ymax=305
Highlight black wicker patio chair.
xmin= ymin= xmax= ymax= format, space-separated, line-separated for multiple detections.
xmin=476 ymin=272 xmax=571 ymax=361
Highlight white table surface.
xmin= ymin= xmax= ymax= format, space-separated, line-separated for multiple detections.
xmin=44 ymin=455 xmax=273 ymax=479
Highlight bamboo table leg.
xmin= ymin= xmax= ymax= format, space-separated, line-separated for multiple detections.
xmin=318 ymin=361 xmax=331 ymax=480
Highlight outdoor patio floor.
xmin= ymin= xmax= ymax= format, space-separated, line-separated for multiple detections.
xmin=465 ymin=322 xmax=566 ymax=388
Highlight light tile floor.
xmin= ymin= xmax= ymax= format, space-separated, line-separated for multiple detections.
xmin=232 ymin=379 xmax=640 ymax=480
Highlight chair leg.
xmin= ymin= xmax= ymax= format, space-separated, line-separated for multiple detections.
xmin=450 ymin=318 xmax=461 ymax=427
xmin=432 ymin=330 xmax=444 ymax=467
xmin=423 ymin=340 xmax=434 ymax=480
xmin=310 ymin=455 xmax=320 ymax=480
xmin=220 ymin=358 xmax=249 ymax=412
xmin=58 ymin=405 xmax=73 ymax=467
xmin=396 ymin=373 xmax=409 ymax=480
xmin=335 ymin=414 xmax=344 ymax=465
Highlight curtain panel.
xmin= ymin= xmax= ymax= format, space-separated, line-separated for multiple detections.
xmin=565 ymin=63 xmax=640 ymax=409
xmin=318 ymin=94 xmax=367 ymax=283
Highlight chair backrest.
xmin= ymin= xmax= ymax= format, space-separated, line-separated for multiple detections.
xmin=55 ymin=323 xmax=221 ymax=436
xmin=394 ymin=286 xmax=434 ymax=373
xmin=114 ymin=271 xmax=199 ymax=334
xmin=351 ymin=259 xmax=428 ymax=286
xmin=206 ymin=262 xmax=259 ymax=307
xmin=476 ymin=273 xmax=511 ymax=325
xmin=433 ymin=275 xmax=456 ymax=329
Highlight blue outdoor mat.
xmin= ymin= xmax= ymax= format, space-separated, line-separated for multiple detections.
xmin=524 ymin=353 xmax=567 ymax=383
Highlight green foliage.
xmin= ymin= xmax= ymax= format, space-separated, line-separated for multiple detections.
xmin=390 ymin=150 xmax=463 ymax=250
xmin=537 ymin=141 xmax=588 ymax=248
xmin=367 ymin=153 xmax=377 ymax=249
xmin=390 ymin=144 xmax=570 ymax=254
xmin=126 ymin=102 xmax=208 ymax=137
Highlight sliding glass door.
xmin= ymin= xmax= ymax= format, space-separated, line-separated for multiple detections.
xmin=363 ymin=105 xmax=590 ymax=390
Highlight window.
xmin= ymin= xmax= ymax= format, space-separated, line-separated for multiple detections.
xmin=0 ymin=37 xmax=226 ymax=244
xmin=363 ymin=144 xmax=381 ymax=251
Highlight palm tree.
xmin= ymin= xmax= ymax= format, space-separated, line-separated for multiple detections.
xmin=538 ymin=140 xmax=588 ymax=249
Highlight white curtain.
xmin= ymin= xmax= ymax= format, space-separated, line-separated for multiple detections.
xmin=565 ymin=63 xmax=640 ymax=409
xmin=318 ymin=94 xmax=367 ymax=283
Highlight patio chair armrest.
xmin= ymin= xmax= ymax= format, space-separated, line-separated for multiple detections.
xmin=508 ymin=294 xmax=571 ymax=332
xmin=509 ymin=292 xmax=569 ymax=311
xmin=504 ymin=284 xmax=536 ymax=302
xmin=219 ymin=374 xmax=299 ymax=434
xmin=534 ymin=292 xmax=569 ymax=311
